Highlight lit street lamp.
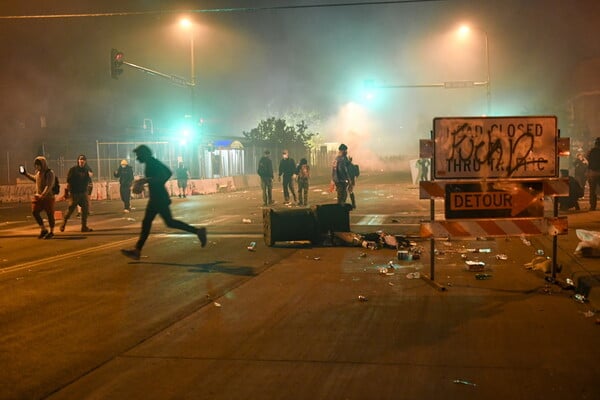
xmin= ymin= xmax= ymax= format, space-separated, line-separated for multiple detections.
xmin=458 ymin=25 xmax=491 ymax=115
xmin=180 ymin=18 xmax=196 ymax=122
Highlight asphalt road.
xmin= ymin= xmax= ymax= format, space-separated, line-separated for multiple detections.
xmin=0 ymin=173 xmax=598 ymax=399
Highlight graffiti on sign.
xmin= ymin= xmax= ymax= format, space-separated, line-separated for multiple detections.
xmin=433 ymin=116 xmax=558 ymax=179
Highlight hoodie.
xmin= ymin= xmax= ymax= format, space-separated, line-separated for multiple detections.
xmin=25 ymin=156 xmax=55 ymax=198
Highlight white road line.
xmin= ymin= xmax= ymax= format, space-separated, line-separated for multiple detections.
xmin=0 ymin=238 xmax=136 ymax=275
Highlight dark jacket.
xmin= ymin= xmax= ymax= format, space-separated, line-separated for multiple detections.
xmin=278 ymin=157 xmax=296 ymax=178
xmin=67 ymin=164 xmax=92 ymax=194
xmin=114 ymin=165 xmax=134 ymax=187
xmin=145 ymin=156 xmax=172 ymax=206
xmin=332 ymin=155 xmax=350 ymax=183
xmin=258 ymin=156 xmax=274 ymax=179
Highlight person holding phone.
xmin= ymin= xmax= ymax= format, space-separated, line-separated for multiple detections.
xmin=20 ymin=156 xmax=57 ymax=239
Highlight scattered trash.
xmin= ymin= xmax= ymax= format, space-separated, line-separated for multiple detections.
xmin=536 ymin=249 xmax=545 ymax=256
xmin=520 ymin=235 xmax=532 ymax=246
xmin=524 ymin=256 xmax=552 ymax=273
xmin=406 ymin=272 xmax=420 ymax=279
xmin=475 ymin=273 xmax=493 ymax=280
xmin=574 ymin=229 xmax=600 ymax=256
xmin=495 ymin=254 xmax=508 ymax=260
xmin=358 ymin=252 xmax=367 ymax=258
xmin=247 ymin=242 xmax=256 ymax=251
xmin=362 ymin=241 xmax=378 ymax=250
xmin=465 ymin=260 xmax=486 ymax=272
xmin=566 ymin=278 xmax=575 ymax=287
xmin=573 ymin=294 xmax=587 ymax=303
xmin=214 ymin=302 xmax=222 ymax=307
xmin=582 ymin=310 xmax=595 ymax=318
xmin=453 ymin=379 xmax=477 ymax=387
xmin=242 ymin=218 xmax=252 ymax=224
xmin=313 ymin=257 xmax=321 ymax=261
xmin=466 ymin=248 xmax=491 ymax=253
xmin=357 ymin=295 xmax=368 ymax=302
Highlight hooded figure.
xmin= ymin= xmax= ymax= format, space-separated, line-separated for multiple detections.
xmin=21 ymin=156 xmax=56 ymax=239
xmin=114 ymin=159 xmax=134 ymax=212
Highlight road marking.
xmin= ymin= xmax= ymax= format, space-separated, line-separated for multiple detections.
xmin=0 ymin=238 xmax=136 ymax=275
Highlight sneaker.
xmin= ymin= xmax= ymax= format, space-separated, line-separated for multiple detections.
xmin=81 ymin=226 xmax=93 ymax=232
xmin=38 ymin=229 xmax=49 ymax=239
xmin=60 ymin=221 xmax=67 ymax=232
xmin=44 ymin=232 xmax=54 ymax=240
xmin=197 ymin=227 xmax=207 ymax=247
xmin=123 ymin=209 xmax=130 ymax=213
xmin=121 ymin=248 xmax=141 ymax=260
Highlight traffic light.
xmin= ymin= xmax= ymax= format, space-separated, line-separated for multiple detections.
xmin=110 ymin=48 xmax=124 ymax=79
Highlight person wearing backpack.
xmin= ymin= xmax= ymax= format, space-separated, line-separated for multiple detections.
xmin=257 ymin=150 xmax=274 ymax=206
xmin=348 ymin=156 xmax=359 ymax=209
xmin=296 ymin=158 xmax=310 ymax=206
xmin=20 ymin=156 xmax=57 ymax=239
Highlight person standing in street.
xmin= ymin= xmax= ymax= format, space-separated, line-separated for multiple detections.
xmin=257 ymin=150 xmax=274 ymax=206
xmin=21 ymin=156 xmax=57 ymax=239
xmin=573 ymin=152 xmax=588 ymax=190
xmin=586 ymin=137 xmax=600 ymax=211
xmin=332 ymin=144 xmax=351 ymax=206
xmin=296 ymin=158 xmax=310 ymax=206
xmin=121 ymin=145 xmax=207 ymax=260
xmin=175 ymin=162 xmax=190 ymax=198
xmin=278 ymin=150 xmax=297 ymax=205
xmin=114 ymin=159 xmax=134 ymax=212
xmin=347 ymin=156 xmax=359 ymax=209
xmin=61 ymin=154 xmax=93 ymax=232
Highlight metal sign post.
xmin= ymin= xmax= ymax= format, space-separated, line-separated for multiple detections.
xmin=420 ymin=116 xmax=569 ymax=288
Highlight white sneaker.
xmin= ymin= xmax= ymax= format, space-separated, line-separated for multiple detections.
xmin=124 ymin=209 xmax=130 ymax=213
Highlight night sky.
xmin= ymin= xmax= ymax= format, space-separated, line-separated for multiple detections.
xmin=1 ymin=0 xmax=598 ymax=162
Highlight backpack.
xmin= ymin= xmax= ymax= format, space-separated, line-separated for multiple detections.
xmin=298 ymin=164 xmax=310 ymax=179
xmin=349 ymin=162 xmax=360 ymax=178
xmin=46 ymin=170 xmax=60 ymax=195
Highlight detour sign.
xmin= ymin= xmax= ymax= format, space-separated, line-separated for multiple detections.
xmin=445 ymin=182 xmax=545 ymax=219
xmin=433 ymin=116 xmax=558 ymax=179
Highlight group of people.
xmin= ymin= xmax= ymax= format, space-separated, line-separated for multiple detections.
xmin=20 ymin=145 xmax=207 ymax=260
xmin=257 ymin=143 xmax=358 ymax=209
xmin=561 ymin=137 xmax=600 ymax=211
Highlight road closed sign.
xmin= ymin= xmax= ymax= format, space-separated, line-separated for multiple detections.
xmin=433 ymin=116 xmax=558 ymax=179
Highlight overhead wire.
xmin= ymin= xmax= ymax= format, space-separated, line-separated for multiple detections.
xmin=0 ymin=0 xmax=444 ymax=19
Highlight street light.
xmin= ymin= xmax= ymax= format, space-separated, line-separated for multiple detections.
xmin=179 ymin=17 xmax=196 ymax=123
xmin=458 ymin=25 xmax=491 ymax=115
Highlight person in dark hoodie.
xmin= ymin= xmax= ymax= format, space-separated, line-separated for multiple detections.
xmin=21 ymin=156 xmax=56 ymax=239
xmin=61 ymin=154 xmax=93 ymax=233
xmin=278 ymin=149 xmax=297 ymax=205
xmin=121 ymin=145 xmax=207 ymax=260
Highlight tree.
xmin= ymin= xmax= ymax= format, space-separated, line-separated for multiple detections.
xmin=242 ymin=117 xmax=315 ymax=146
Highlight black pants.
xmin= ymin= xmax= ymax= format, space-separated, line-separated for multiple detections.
xmin=282 ymin=174 xmax=296 ymax=202
xmin=136 ymin=201 xmax=197 ymax=250
xmin=64 ymin=192 xmax=89 ymax=228
xmin=120 ymin=184 xmax=131 ymax=210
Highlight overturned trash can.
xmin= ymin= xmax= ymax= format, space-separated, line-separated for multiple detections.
xmin=312 ymin=203 xmax=352 ymax=235
xmin=263 ymin=207 xmax=319 ymax=246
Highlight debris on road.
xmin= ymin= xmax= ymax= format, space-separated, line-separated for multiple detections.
xmin=453 ymin=379 xmax=477 ymax=387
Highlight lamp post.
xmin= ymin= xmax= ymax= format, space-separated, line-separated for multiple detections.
xmin=458 ymin=25 xmax=491 ymax=115
xmin=180 ymin=18 xmax=196 ymax=120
